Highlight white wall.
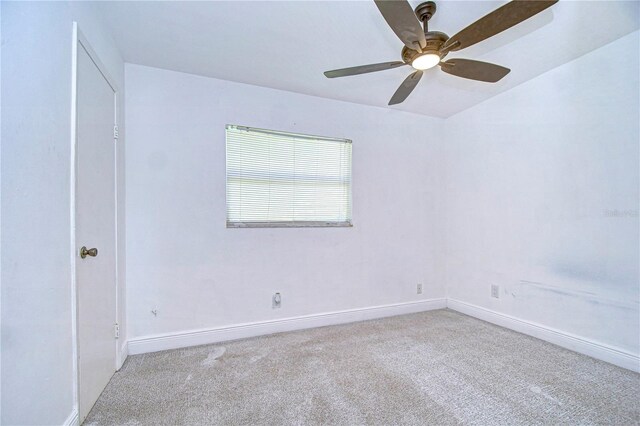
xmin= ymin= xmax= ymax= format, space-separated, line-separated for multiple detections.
xmin=1 ymin=2 xmax=125 ymax=424
xmin=442 ymin=31 xmax=639 ymax=355
xmin=125 ymin=64 xmax=446 ymax=340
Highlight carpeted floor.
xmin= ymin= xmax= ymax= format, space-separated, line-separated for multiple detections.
xmin=85 ymin=309 xmax=640 ymax=425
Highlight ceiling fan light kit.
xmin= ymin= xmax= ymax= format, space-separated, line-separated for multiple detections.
xmin=402 ymin=31 xmax=448 ymax=70
xmin=411 ymin=53 xmax=440 ymax=70
xmin=324 ymin=0 xmax=558 ymax=105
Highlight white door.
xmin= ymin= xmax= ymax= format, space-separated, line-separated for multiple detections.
xmin=75 ymin=40 xmax=117 ymax=423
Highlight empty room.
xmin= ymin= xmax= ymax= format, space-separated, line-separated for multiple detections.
xmin=1 ymin=0 xmax=639 ymax=424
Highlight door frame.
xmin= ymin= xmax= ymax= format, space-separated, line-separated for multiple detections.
xmin=70 ymin=22 xmax=122 ymax=419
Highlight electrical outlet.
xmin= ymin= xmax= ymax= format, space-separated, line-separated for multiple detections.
xmin=417 ymin=283 xmax=423 ymax=294
xmin=491 ymin=284 xmax=500 ymax=298
xmin=272 ymin=292 xmax=281 ymax=309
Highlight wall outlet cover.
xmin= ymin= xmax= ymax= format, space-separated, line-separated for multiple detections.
xmin=491 ymin=284 xmax=500 ymax=298
xmin=272 ymin=292 xmax=281 ymax=309
xmin=417 ymin=283 xmax=423 ymax=294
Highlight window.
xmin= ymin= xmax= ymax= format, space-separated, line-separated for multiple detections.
xmin=226 ymin=125 xmax=352 ymax=228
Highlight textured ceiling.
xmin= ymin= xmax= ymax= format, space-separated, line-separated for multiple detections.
xmin=97 ymin=1 xmax=639 ymax=118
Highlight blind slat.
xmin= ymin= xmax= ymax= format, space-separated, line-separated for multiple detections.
xmin=226 ymin=125 xmax=352 ymax=226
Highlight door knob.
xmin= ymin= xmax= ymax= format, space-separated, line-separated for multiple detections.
xmin=80 ymin=246 xmax=98 ymax=259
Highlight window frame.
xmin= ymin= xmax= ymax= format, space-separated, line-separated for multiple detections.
xmin=225 ymin=125 xmax=353 ymax=229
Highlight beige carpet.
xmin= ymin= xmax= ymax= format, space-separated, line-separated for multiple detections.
xmin=85 ymin=309 xmax=640 ymax=425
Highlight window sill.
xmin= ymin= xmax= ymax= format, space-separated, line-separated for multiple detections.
xmin=226 ymin=221 xmax=353 ymax=228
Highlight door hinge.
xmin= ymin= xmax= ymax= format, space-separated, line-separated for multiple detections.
xmin=114 ymin=323 xmax=120 ymax=339
xmin=113 ymin=125 xmax=119 ymax=140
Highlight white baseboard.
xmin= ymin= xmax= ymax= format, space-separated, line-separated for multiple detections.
xmin=124 ymin=297 xmax=638 ymax=373
xmin=117 ymin=341 xmax=129 ymax=370
xmin=128 ymin=298 xmax=447 ymax=355
xmin=447 ymin=298 xmax=640 ymax=373
xmin=63 ymin=409 xmax=79 ymax=426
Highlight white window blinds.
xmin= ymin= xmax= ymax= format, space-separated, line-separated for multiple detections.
xmin=226 ymin=125 xmax=352 ymax=227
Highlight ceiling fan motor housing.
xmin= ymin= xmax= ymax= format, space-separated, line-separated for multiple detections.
xmin=401 ymin=31 xmax=449 ymax=63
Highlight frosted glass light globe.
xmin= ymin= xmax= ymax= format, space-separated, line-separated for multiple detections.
xmin=412 ymin=53 xmax=440 ymax=70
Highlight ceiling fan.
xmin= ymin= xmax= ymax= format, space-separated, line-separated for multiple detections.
xmin=324 ymin=0 xmax=558 ymax=105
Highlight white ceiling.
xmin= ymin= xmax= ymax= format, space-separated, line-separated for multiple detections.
xmin=97 ymin=1 xmax=639 ymax=118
